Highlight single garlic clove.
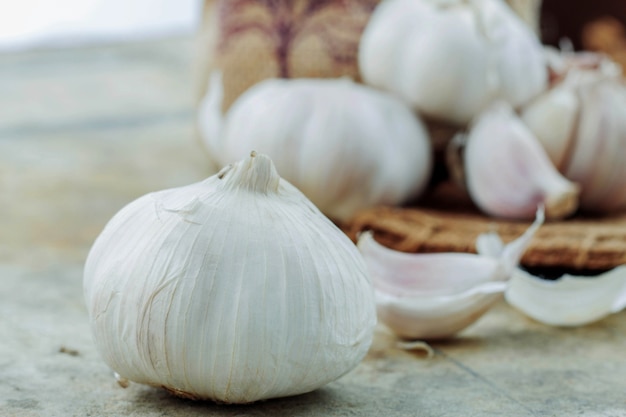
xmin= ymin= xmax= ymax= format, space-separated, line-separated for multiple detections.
xmin=520 ymin=79 xmax=580 ymax=169
xmin=464 ymin=102 xmax=580 ymax=220
xmin=564 ymin=80 xmax=626 ymax=212
xmin=357 ymin=208 xmax=543 ymax=340
xmin=506 ymin=267 xmax=626 ymax=327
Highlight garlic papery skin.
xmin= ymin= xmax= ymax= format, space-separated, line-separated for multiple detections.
xmin=358 ymin=0 xmax=547 ymax=125
xmin=357 ymin=209 xmax=543 ymax=340
xmin=83 ymin=152 xmax=376 ymax=404
xmin=198 ymin=73 xmax=432 ymax=223
xmin=522 ymin=52 xmax=626 ymax=213
xmin=506 ymin=267 xmax=626 ymax=327
xmin=464 ymin=102 xmax=580 ymax=220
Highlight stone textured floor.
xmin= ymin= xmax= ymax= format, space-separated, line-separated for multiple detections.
xmin=1 ymin=38 xmax=626 ymax=417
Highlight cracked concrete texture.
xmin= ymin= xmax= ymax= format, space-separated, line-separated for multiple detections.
xmin=1 ymin=38 xmax=626 ymax=417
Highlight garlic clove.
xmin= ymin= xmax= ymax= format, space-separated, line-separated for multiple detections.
xmin=520 ymin=78 xmax=580 ymax=169
xmin=564 ymin=80 xmax=626 ymax=212
xmin=506 ymin=267 xmax=626 ymax=327
xmin=357 ymin=208 xmax=543 ymax=340
xmin=464 ymin=102 xmax=580 ymax=220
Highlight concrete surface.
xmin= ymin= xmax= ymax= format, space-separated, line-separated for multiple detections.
xmin=1 ymin=38 xmax=626 ymax=417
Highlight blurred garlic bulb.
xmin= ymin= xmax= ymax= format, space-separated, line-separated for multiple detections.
xmin=358 ymin=0 xmax=547 ymax=125
xmin=522 ymin=51 xmax=626 ymax=213
xmin=506 ymin=267 xmax=626 ymax=327
xmin=357 ymin=208 xmax=543 ymax=340
xmin=463 ymin=102 xmax=579 ymax=220
xmin=198 ymin=73 xmax=432 ymax=222
xmin=84 ymin=152 xmax=376 ymax=404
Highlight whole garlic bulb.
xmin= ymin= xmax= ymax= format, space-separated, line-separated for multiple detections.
xmin=83 ymin=152 xmax=376 ymax=404
xmin=463 ymin=102 xmax=580 ymax=220
xmin=358 ymin=0 xmax=547 ymax=125
xmin=521 ymin=52 xmax=626 ymax=213
xmin=198 ymin=73 xmax=432 ymax=222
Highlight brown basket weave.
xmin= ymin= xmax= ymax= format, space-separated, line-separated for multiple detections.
xmin=346 ymin=181 xmax=626 ymax=271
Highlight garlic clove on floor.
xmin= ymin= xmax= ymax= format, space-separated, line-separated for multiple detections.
xmin=357 ymin=208 xmax=543 ymax=340
xmin=506 ymin=266 xmax=626 ymax=327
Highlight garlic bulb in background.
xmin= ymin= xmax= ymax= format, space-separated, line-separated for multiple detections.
xmin=358 ymin=0 xmax=547 ymax=125
xmin=84 ymin=152 xmax=376 ymax=404
xmin=358 ymin=208 xmax=543 ymax=340
xmin=463 ymin=102 xmax=579 ymax=220
xmin=522 ymin=51 xmax=626 ymax=213
xmin=198 ymin=73 xmax=432 ymax=222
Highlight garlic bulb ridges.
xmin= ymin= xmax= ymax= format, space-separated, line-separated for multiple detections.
xmin=197 ymin=73 xmax=432 ymax=222
xmin=84 ymin=152 xmax=376 ymax=403
xmin=464 ymin=103 xmax=580 ymax=220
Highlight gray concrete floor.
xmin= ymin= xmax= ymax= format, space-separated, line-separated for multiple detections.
xmin=1 ymin=38 xmax=625 ymax=417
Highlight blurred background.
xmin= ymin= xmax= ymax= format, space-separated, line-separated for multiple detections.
xmin=0 ymin=0 xmax=201 ymax=51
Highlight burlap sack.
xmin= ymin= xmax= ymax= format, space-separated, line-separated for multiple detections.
xmin=195 ymin=0 xmax=380 ymax=110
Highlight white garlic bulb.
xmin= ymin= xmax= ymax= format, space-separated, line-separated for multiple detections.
xmin=522 ymin=51 xmax=626 ymax=213
xmin=358 ymin=0 xmax=547 ymax=125
xmin=83 ymin=152 xmax=376 ymax=404
xmin=463 ymin=102 xmax=579 ymax=220
xmin=357 ymin=208 xmax=543 ymax=340
xmin=197 ymin=73 xmax=432 ymax=222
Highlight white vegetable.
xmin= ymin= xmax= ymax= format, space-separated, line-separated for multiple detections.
xmin=197 ymin=73 xmax=432 ymax=222
xmin=357 ymin=208 xmax=543 ymax=340
xmin=506 ymin=267 xmax=626 ymax=327
xmin=463 ymin=102 xmax=579 ymax=220
xmin=83 ymin=152 xmax=376 ymax=403
xmin=522 ymin=51 xmax=626 ymax=213
xmin=358 ymin=0 xmax=547 ymax=125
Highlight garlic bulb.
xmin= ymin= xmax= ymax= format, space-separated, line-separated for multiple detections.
xmin=522 ymin=51 xmax=626 ymax=213
xmin=463 ymin=102 xmax=580 ymax=220
xmin=83 ymin=152 xmax=376 ymax=404
xmin=357 ymin=208 xmax=543 ymax=340
xmin=506 ymin=267 xmax=626 ymax=327
xmin=198 ymin=73 xmax=432 ymax=222
xmin=358 ymin=0 xmax=547 ymax=125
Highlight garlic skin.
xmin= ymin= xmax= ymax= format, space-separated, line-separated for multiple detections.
xmin=357 ymin=209 xmax=543 ymax=340
xmin=522 ymin=52 xmax=626 ymax=213
xmin=358 ymin=0 xmax=547 ymax=125
xmin=84 ymin=152 xmax=376 ymax=404
xmin=506 ymin=267 xmax=626 ymax=327
xmin=464 ymin=102 xmax=580 ymax=220
xmin=198 ymin=73 xmax=432 ymax=222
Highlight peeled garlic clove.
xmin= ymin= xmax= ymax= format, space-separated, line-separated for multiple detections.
xmin=197 ymin=73 xmax=432 ymax=222
xmin=84 ymin=152 xmax=376 ymax=404
xmin=506 ymin=267 xmax=626 ymax=327
xmin=357 ymin=209 xmax=543 ymax=339
xmin=464 ymin=102 xmax=580 ymax=220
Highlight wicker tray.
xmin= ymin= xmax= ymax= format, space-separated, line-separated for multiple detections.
xmin=345 ymin=181 xmax=626 ymax=271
